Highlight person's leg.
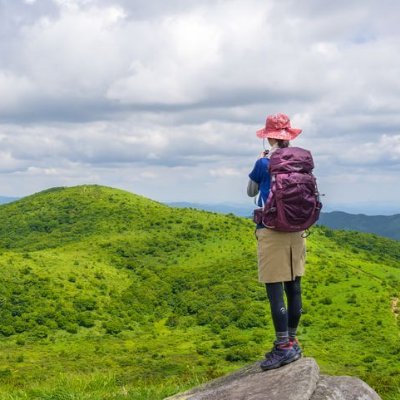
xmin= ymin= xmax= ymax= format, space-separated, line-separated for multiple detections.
xmin=261 ymin=281 xmax=299 ymax=370
xmin=265 ymin=282 xmax=289 ymax=346
xmin=284 ymin=276 xmax=302 ymax=342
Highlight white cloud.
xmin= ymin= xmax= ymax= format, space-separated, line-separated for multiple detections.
xmin=0 ymin=151 xmax=29 ymax=173
xmin=0 ymin=0 xmax=400 ymax=212
xmin=209 ymin=168 xmax=242 ymax=178
xmin=17 ymin=4 xmax=127 ymax=99
xmin=0 ymin=72 xmax=35 ymax=113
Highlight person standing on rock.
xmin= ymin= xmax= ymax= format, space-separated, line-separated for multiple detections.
xmin=248 ymin=113 xmax=309 ymax=370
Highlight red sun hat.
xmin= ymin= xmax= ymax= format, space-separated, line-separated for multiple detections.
xmin=256 ymin=113 xmax=302 ymax=141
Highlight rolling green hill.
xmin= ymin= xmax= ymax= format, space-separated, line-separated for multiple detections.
xmin=0 ymin=185 xmax=399 ymax=400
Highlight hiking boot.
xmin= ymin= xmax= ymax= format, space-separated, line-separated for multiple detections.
xmin=260 ymin=342 xmax=300 ymax=371
xmin=289 ymin=337 xmax=302 ymax=356
xmin=265 ymin=338 xmax=302 ymax=358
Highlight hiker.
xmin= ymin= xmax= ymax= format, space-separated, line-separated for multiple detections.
xmin=247 ymin=113 xmax=307 ymax=370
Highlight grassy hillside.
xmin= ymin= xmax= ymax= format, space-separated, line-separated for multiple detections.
xmin=0 ymin=185 xmax=399 ymax=399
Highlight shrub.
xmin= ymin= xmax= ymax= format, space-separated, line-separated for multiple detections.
xmin=222 ymin=333 xmax=248 ymax=348
xmin=346 ymin=294 xmax=357 ymax=304
xmin=73 ymin=297 xmax=97 ymax=311
xmin=103 ymin=321 xmax=123 ymax=334
xmin=16 ymin=355 xmax=24 ymax=363
xmin=13 ymin=320 xmax=28 ymax=333
xmin=225 ymin=346 xmax=253 ymax=362
xmin=165 ymin=315 xmax=179 ymax=328
xmin=212 ymin=314 xmax=230 ymax=329
xmin=196 ymin=343 xmax=210 ymax=356
xmin=251 ymin=329 xmax=266 ymax=344
xmin=44 ymin=318 xmax=58 ymax=330
xmin=77 ymin=313 xmax=95 ymax=328
xmin=325 ymin=320 xmax=340 ymax=328
xmin=363 ymin=355 xmax=376 ymax=363
xmin=0 ymin=369 xmax=12 ymax=381
xmin=0 ymin=325 xmax=15 ymax=337
xmin=320 ymin=297 xmax=333 ymax=305
xmin=32 ymin=327 xmax=48 ymax=339
xmin=196 ymin=311 xmax=212 ymax=326
xmin=236 ymin=311 xmax=264 ymax=329
xmin=65 ymin=324 xmax=78 ymax=334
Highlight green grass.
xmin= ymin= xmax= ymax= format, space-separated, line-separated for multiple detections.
xmin=0 ymin=185 xmax=398 ymax=399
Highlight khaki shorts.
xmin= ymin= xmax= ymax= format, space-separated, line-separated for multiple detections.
xmin=256 ymin=228 xmax=306 ymax=283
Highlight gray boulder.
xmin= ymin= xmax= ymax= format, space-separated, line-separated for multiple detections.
xmin=311 ymin=375 xmax=382 ymax=400
xmin=166 ymin=357 xmax=381 ymax=400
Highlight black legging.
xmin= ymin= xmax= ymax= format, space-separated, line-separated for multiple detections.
xmin=265 ymin=276 xmax=302 ymax=333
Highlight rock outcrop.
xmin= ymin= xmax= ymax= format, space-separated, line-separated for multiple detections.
xmin=166 ymin=357 xmax=381 ymax=400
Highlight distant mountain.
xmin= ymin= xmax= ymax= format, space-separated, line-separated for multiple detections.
xmin=0 ymin=196 xmax=19 ymax=204
xmin=167 ymin=202 xmax=254 ymax=217
xmin=318 ymin=211 xmax=400 ymax=241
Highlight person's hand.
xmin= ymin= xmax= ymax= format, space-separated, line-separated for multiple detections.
xmin=257 ymin=150 xmax=268 ymax=159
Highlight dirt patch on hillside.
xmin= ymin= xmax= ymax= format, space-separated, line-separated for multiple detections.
xmin=391 ymin=297 xmax=399 ymax=319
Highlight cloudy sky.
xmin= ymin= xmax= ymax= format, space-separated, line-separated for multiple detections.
xmin=1 ymin=0 xmax=399 ymax=214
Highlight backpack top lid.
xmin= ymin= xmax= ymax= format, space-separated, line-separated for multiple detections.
xmin=269 ymin=147 xmax=314 ymax=174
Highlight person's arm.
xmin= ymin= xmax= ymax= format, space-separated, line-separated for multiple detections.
xmin=247 ymin=179 xmax=259 ymax=197
xmin=248 ymin=155 xmax=265 ymax=197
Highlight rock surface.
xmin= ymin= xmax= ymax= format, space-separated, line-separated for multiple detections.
xmin=310 ymin=375 xmax=382 ymax=400
xmin=165 ymin=357 xmax=381 ymax=400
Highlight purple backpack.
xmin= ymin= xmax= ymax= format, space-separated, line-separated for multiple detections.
xmin=253 ymin=147 xmax=322 ymax=232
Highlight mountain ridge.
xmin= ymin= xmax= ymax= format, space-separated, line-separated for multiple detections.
xmin=317 ymin=211 xmax=400 ymax=240
xmin=0 ymin=195 xmax=19 ymax=204
xmin=2 ymin=193 xmax=399 ymax=239
xmin=167 ymin=202 xmax=400 ymax=240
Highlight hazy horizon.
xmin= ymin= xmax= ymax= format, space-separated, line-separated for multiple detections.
xmin=1 ymin=187 xmax=398 ymax=216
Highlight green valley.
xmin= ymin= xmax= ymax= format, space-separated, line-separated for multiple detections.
xmin=0 ymin=185 xmax=399 ymax=399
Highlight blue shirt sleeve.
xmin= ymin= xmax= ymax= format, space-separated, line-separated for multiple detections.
xmin=248 ymin=158 xmax=271 ymax=207
xmin=249 ymin=158 xmax=266 ymax=184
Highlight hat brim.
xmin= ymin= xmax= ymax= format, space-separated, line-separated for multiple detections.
xmin=256 ymin=128 xmax=302 ymax=141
